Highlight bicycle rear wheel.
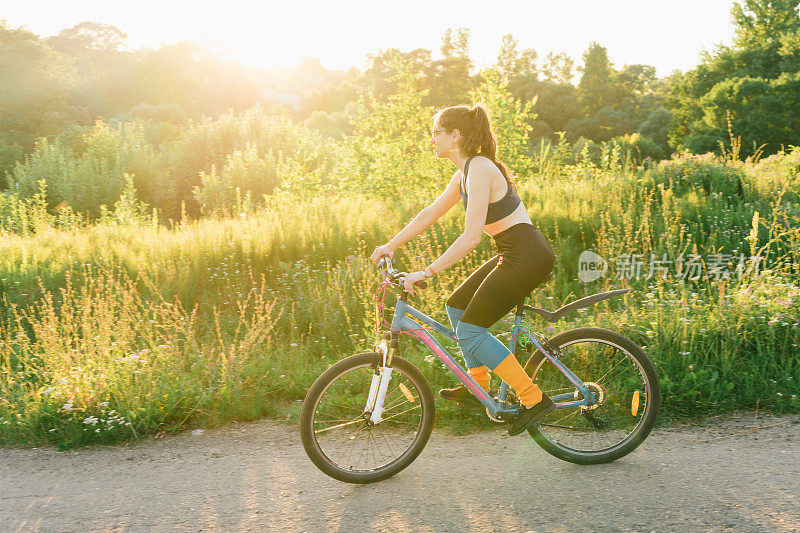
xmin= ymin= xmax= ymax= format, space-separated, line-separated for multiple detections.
xmin=300 ymin=352 xmax=435 ymax=483
xmin=524 ymin=327 xmax=660 ymax=464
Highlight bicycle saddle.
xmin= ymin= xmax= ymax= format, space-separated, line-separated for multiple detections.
xmin=524 ymin=288 xmax=630 ymax=323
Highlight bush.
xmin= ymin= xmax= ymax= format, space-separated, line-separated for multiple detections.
xmin=607 ymin=133 xmax=669 ymax=163
xmin=650 ymin=152 xmax=746 ymax=198
xmin=742 ymin=145 xmax=800 ymax=202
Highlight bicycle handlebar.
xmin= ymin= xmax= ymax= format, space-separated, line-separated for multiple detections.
xmin=377 ymin=256 xmax=427 ymax=292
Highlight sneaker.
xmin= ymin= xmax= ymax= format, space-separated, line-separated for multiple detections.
xmin=439 ymin=385 xmax=484 ymax=407
xmin=508 ymin=394 xmax=556 ymax=436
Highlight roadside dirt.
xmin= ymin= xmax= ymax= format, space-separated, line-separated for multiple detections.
xmin=2 ymin=412 xmax=799 ymax=532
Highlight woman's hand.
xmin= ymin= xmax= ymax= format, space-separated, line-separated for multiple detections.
xmin=403 ymin=271 xmax=428 ymax=296
xmin=370 ymin=243 xmax=395 ymax=264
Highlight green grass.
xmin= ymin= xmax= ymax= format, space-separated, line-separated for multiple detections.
xmin=1 ymin=151 xmax=800 ymax=449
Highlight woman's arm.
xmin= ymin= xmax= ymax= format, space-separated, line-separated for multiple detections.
xmin=426 ymin=159 xmax=492 ymax=275
xmin=386 ymin=171 xmax=462 ymax=251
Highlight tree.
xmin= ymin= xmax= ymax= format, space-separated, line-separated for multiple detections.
xmin=637 ymin=107 xmax=672 ymax=154
xmin=667 ymin=0 xmax=800 ymax=155
xmin=441 ymin=28 xmax=470 ymax=59
xmin=616 ymin=64 xmax=657 ymax=97
xmin=541 ymin=52 xmax=574 ymax=84
xmin=47 ymin=22 xmax=128 ymax=53
xmin=508 ymin=76 xmax=580 ymax=140
xmin=469 ymin=69 xmax=537 ymax=176
xmin=732 ymin=0 xmax=800 ymax=46
xmin=362 ymin=48 xmax=432 ymax=98
xmin=47 ymin=22 xmax=138 ymax=118
xmin=685 ymin=73 xmax=800 ymax=154
xmin=494 ymin=34 xmax=537 ymax=80
xmin=577 ymin=42 xmax=616 ymax=115
xmin=0 ymin=22 xmax=76 ymax=156
xmin=134 ymin=42 xmax=260 ymax=117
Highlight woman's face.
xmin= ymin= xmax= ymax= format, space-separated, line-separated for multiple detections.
xmin=429 ymin=119 xmax=461 ymax=158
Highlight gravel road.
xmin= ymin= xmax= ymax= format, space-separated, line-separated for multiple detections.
xmin=2 ymin=412 xmax=799 ymax=532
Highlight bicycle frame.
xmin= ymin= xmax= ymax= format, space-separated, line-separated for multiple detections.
xmin=367 ymin=295 xmax=597 ymax=422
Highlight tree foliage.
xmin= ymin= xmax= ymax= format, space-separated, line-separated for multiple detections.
xmin=668 ymin=0 xmax=800 ymax=156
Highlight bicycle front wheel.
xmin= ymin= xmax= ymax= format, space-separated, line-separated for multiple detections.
xmin=524 ymin=327 xmax=660 ymax=464
xmin=299 ymin=352 xmax=435 ymax=483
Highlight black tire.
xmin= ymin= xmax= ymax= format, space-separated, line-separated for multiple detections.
xmin=300 ymin=352 xmax=435 ymax=483
xmin=523 ymin=327 xmax=661 ymax=465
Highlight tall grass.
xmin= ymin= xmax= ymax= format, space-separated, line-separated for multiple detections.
xmin=2 ymin=69 xmax=800 ymax=447
xmin=2 ymin=148 xmax=800 ymax=447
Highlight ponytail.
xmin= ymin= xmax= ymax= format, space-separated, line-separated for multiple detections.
xmin=436 ymin=103 xmax=515 ymax=192
xmin=470 ymin=104 xmax=497 ymax=160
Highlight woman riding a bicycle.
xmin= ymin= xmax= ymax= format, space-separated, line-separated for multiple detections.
xmin=370 ymin=103 xmax=556 ymax=436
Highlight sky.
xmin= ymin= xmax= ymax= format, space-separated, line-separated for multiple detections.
xmin=3 ymin=0 xmax=740 ymax=77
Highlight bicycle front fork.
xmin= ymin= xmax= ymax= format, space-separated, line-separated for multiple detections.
xmin=364 ymin=334 xmax=397 ymax=424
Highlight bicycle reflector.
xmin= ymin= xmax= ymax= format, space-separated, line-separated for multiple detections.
xmin=631 ymin=390 xmax=640 ymax=416
xmin=399 ymin=383 xmax=415 ymax=402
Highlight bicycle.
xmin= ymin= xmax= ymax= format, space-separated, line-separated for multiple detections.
xmin=300 ymin=256 xmax=661 ymax=483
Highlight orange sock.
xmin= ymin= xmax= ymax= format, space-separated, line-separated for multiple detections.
xmin=492 ymin=354 xmax=543 ymax=408
xmin=468 ymin=365 xmax=490 ymax=391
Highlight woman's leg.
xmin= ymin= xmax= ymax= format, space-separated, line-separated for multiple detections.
xmin=438 ymin=256 xmax=500 ymax=400
xmin=445 ymin=255 xmax=499 ymax=371
xmin=456 ymin=262 xmax=550 ymax=408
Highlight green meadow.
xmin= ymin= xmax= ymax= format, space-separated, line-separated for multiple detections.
xmin=1 ymin=89 xmax=799 ymax=448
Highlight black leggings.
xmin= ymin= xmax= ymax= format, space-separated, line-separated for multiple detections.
xmin=446 ymin=223 xmax=554 ymax=328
